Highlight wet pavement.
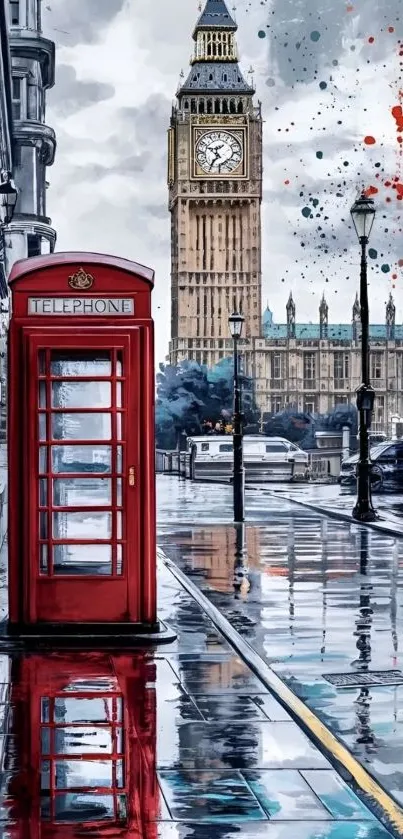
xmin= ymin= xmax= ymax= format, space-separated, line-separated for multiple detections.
xmin=0 ymin=534 xmax=397 ymax=836
xmin=157 ymin=475 xmax=403 ymax=823
xmin=266 ymin=482 xmax=403 ymax=536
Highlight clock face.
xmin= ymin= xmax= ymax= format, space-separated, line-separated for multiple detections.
xmin=195 ymin=130 xmax=243 ymax=175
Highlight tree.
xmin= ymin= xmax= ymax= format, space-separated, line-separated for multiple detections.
xmin=155 ymin=358 xmax=259 ymax=449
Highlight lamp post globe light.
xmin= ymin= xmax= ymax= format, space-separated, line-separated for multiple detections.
xmin=350 ymin=192 xmax=377 ymax=522
xmin=229 ymin=312 xmax=245 ymax=523
xmin=0 ymin=171 xmax=18 ymax=225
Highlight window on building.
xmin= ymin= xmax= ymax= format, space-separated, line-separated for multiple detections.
xmin=12 ymin=76 xmax=22 ymax=120
xmin=303 ymin=352 xmax=316 ymax=382
xmin=272 ymin=399 xmax=282 ymax=413
xmin=374 ymin=395 xmax=385 ymax=424
xmin=370 ymin=352 xmax=383 ymax=380
xmin=304 ymin=400 xmax=315 ymax=414
xmin=27 ymin=235 xmax=42 ymax=257
xmin=271 ymin=352 xmax=282 ymax=380
xmin=9 ymin=0 xmax=19 ymax=25
xmin=333 ymin=352 xmax=349 ymax=381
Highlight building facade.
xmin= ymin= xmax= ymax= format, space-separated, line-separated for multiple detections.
xmin=168 ymin=0 xmax=262 ymax=366
xmin=259 ymin=292 xmax=402 ymax=436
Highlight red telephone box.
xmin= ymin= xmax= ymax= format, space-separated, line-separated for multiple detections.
xmin=7 ymin=252 xmax=160 ymax=637
xmin=3 ymin=652 xmax=160 ymax=837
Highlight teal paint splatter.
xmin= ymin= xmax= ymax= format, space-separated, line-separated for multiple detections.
xmin=316 ymin=151 xmax=323 ymax=159
xmin=258 ymin=30 xmax=266 ymax=38
xmin=301 ymin=207 xmax=311 ymax=218
xmin=368 ymin=248 xmax=378 ymax=259
xmin=381 ymin=264 xmax=390 ymax=273
xmin=310 ymin=30 xmax=321 ymax=42
xmin=319 ymin=81 xmax=327 ymax=90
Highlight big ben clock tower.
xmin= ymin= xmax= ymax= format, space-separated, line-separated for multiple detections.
xmin=168 ymin=0 xmax=263 ymax=367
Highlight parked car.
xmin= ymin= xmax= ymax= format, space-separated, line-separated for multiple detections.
xmin=187 ymin=435 xmax=309 ymax=483
xmin=339 ymin=440 xmax=403 ymax=490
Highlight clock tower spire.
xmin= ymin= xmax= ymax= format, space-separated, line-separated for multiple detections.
xmin=168 ymin=0 xmax=263 ymax=367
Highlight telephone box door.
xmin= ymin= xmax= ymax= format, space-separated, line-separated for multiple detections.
xmin=23 ymin=327 xmax=140 ymax=624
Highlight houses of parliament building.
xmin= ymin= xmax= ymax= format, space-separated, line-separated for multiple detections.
xmin=167 ymin=0 xmax=402 ymax=435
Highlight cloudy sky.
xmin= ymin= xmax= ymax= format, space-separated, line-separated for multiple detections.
xmin=43 ymin=0 xmax=403 ymax=362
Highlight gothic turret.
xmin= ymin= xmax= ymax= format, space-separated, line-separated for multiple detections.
xmin=386 ymin=292 xmax=396 ymax=339
xmin=286 ymin=292 xmax=296 ymax=338
xmin=319 ymin=293 xmax=328 ymax=338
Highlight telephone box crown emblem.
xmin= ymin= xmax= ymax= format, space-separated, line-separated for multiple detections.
xmin=68 ymin=267 xmax=94 ymax=290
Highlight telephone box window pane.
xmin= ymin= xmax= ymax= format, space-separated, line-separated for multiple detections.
xmin=53 ymin=478 xmax=112 ymax=507
xmin=39 ymin=512 xmax=48 ymax=539
xmin=38 ymin=413 xmax=46 ymax=441
xmin=39 ymin=381 xmax=47 ymax=408
xmin=52 ymin=381 xmax=112 ymax=409
xmin=116 ymin=353 xmax=123 ymax=376
xmin=39 ymin=447 xmax=47 ymax=473
xmin=52 ymin=445 xmax=112 ymax=473
xmin=38 ymin=350 xmax=46 ymax=375
xmin=50 ymin=351 xmax=112 ymax=377
xmin=52 ymin=413 xmax=112 ymax=441
xmin=55 ymin=759 xmax=114 ymax=789
xmin=54 ymin=697 xmax=122 ymax=723
xmin=117 ymin=446 xmax=123 ymax=473
xmin=54 ymin=726 xmax=115 ymax=754
xmin=117 ymin=544 xmax=123 ymax=574
xmin=116 ymin=413 xmax=122 ymax=440
xmin=117 ymin=512 xmax=122 ymax=539
xmin=40 ymin=544 xmax=48 ymax=573
xmin=117 ymin=479 xmax=122 ymax=505
xmin=116 ymin=758 xmax=124 ymax=788
xmin=39 ymin=478 xmax=47 ymax=505
xmin=41 ymin=699 xmax=50 ymax=722
xmin=41 ymin=760 xmax=50 ymax=790
xmin=53 ymin=544 xmax=112 ymax=576
xmin=41 ymin=728 xmax=50 ymax=754
xmin=55 ymin=793 xmax=115 ymax=822
xmin=53 ymin=511 xmax=112 ymax=540
xmin=116 ymin=382 xmax=122 ymax=408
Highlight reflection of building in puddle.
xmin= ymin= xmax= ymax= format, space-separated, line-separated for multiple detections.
xmin=3 ymin=653 xmax=159 ymax=837
xmin=189 ymin=525 xmax=261 ymax=593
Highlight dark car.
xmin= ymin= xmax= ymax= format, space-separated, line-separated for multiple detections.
xmin=340 ymin=441 xmax=403 ymax=491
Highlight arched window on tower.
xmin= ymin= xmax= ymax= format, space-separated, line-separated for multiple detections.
xmin=214 ymin=99 xmax=220 ymax=114
xmin=222 ymin=99 xmax=229 ymax=114
xmin=207 ymin=99 xmax=213 ymax=114
xmin=229 ymin=98 xmax=236 ymax=114
xmin=191 ymin=99 xmax=197 ymax=114
xmin=237 ymin=100 xmax=243 ymax=114
xmin=184 ymin=99 xmax=189 ymax=110
xmin=199 ymin=99 xmax=205 ymax=113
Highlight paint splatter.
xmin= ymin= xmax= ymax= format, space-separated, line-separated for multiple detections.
xmin=316 ymin=151 xmax=323 ymax=159
xmin=310 ymin=31 xmax=321 ymax=42
xmin=368 ymin=249 xmax=378 ymax=259
xmin=381 ymin=264 xmax=391 ymax=273
xmin=364 ymin=136 xmax=376 ymax=145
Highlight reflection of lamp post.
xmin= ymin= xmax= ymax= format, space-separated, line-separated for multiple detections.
xmin=350 ymin=193 xmax=377 ymax=522
xmin=352 ymin=528 xmax=375 ymax=751
xmin=229 ymin=312 xmax=245 ymax=523
xmin=233 ymin=523 xmax=249 ymax=599
xmin=0 ymin=170 xmax=18 ymax=225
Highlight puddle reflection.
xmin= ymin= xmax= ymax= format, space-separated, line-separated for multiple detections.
xmin=1 ymin=652 xmax=160 ymax=837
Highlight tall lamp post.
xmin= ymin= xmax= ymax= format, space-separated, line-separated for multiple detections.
xmin=350 ymin=192 xmax=377 ymax=522
xmin=229 ymin=312 xmax=245 ymax=523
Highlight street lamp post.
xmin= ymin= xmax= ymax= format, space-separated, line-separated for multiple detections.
xmin=350 ymin=193 xmax=377 ymax=522
xmin=229 ymin=312 xmax=245 ymax=523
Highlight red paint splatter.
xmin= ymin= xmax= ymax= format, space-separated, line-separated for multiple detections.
xmin=392 ymin=273 xmax=398 ymax=279
xmin=392 ymin=104 xmax=403 ymax=132
xmin=398 ymin=259 xmax=403 ymax=267
xmin=389 ymin=26 xmax=395 ymax=33
xmin=368 ymin=36 xmax=375 ymax=44
xmin=364 ymin=135 xmax=376 ymax=145
xmin=363 ymin=185 xmax=378 ymax=196
xmin=284 ymin=180 xmax=290 ymax=185
xmin=396 ymin=183 xmax=403 ymax=198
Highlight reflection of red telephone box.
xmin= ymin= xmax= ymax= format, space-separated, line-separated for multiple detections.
xmin=8 ymin=253 xmax=157 ymax=635
xmin=5 ymin=652 xmax=159 ymax=838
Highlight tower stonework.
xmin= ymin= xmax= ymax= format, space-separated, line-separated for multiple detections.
xmin=168 ymin=0 xmax=263 ymax=366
